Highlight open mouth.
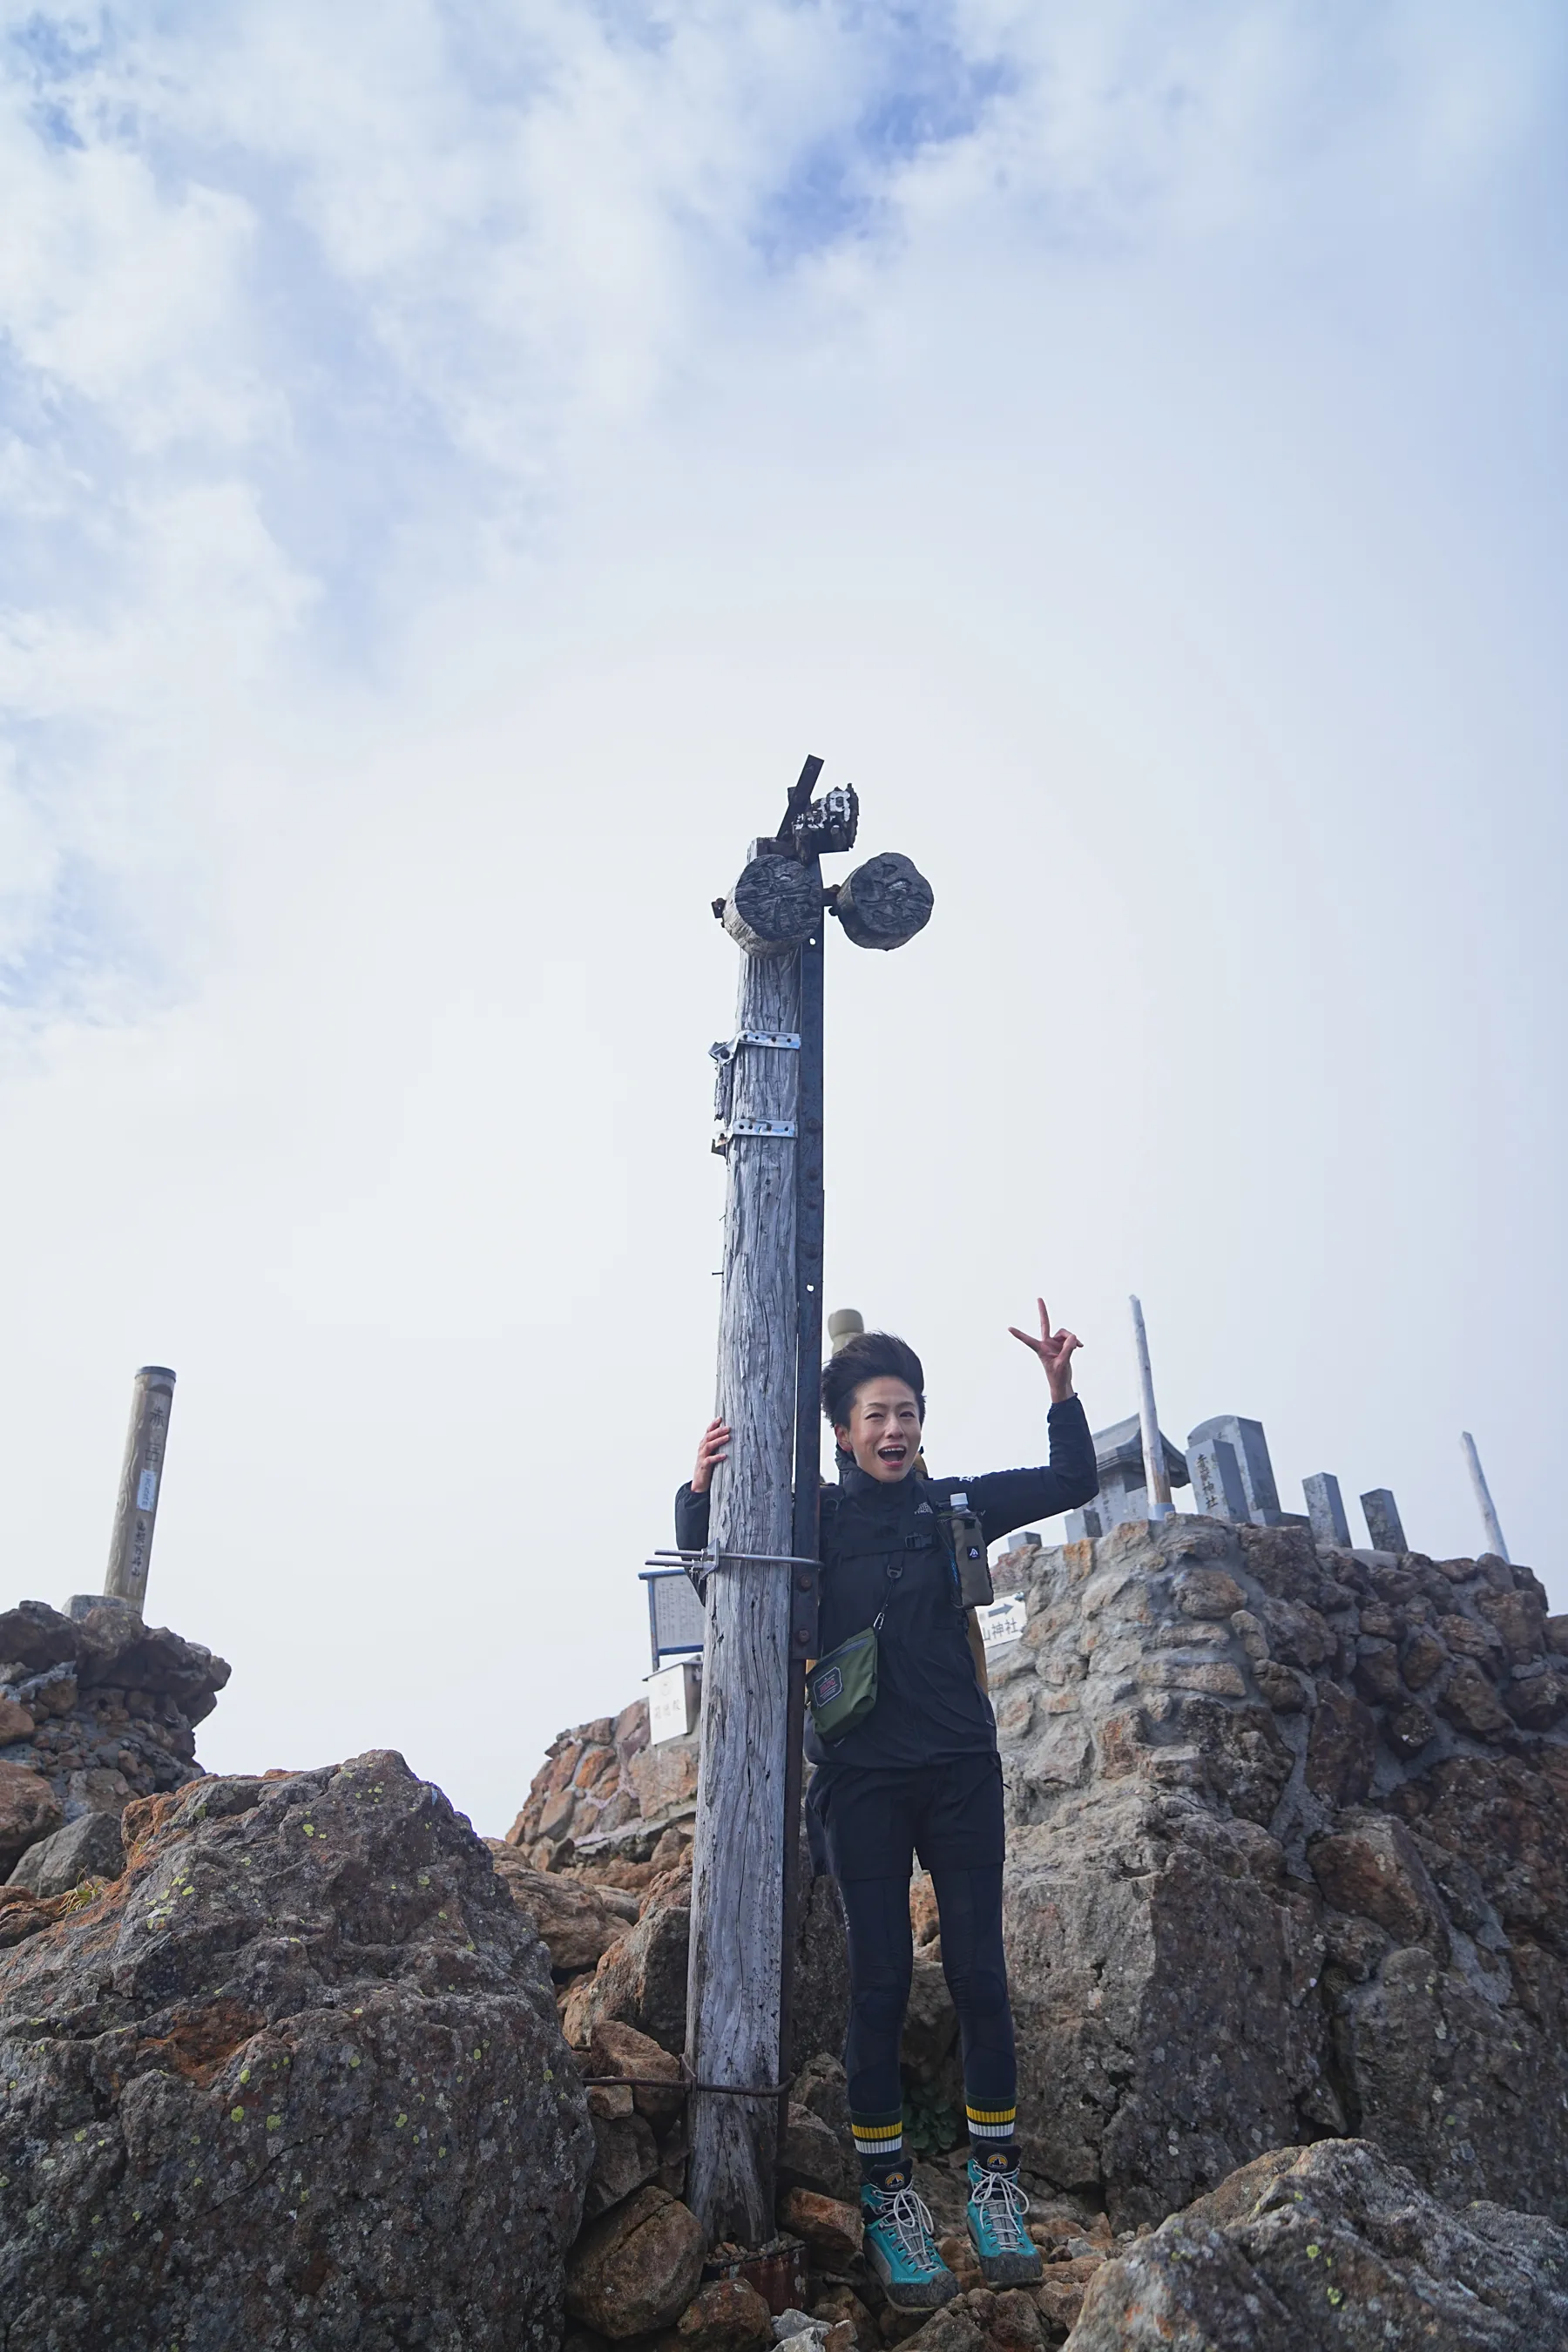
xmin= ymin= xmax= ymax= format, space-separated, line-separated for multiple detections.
xmin=876 ymin=1444 xmax=908 ymax=1465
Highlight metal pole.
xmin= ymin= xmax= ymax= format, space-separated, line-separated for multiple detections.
xmin=1460 ymin=1431 xmax=1510 ymax=1563
xmin=778 ymin=891 xmax=824 ymax=2158
xmin=1129 ymin=1296 xmax=1173 ymax=1522
xmin=105 ymin=1366 xmax=177 ymax=1613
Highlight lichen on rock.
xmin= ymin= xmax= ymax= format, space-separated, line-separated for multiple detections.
xmin=0 ymin=1747 xmax=591 ymax=2351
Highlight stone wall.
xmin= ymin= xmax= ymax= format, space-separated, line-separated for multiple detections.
xmin=0 ymin=1599 xmax=229 ymax=1887
xmin=995 ymin=1517 xmax=1568 ymax=2227
xmin=505 ymin=1698 xmax=700 ymax=1867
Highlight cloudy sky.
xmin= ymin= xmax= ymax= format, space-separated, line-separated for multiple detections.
xmin=3 ymin=2 xmax=1564 ymax=1835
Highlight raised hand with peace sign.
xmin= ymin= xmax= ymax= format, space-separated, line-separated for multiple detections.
xmin=1007 ymin=1297 xmax=1082 ymax=1404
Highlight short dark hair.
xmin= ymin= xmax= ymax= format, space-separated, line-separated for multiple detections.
xmin=821 ymin=1331 xmax=926 ymax=1431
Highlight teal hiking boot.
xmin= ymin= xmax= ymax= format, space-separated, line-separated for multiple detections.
xmin=861 ymin=2177 xmax=958 ymax=2310
xmin=965 ymin=2155 xmax=1041 ymax=2286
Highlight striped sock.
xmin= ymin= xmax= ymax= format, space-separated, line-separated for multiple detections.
xmin=966 ymin=2100 xmax=1018 ymax=2161
xmin=852 ymin=2111 xmax=905 ymax=2182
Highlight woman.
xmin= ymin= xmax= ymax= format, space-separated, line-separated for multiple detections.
xmin=676 ymin=1299 xmax=1098 ymax=2310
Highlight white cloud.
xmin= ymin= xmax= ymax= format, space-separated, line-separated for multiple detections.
xmin=0 ymin=1 xmax=1564 ymax=1825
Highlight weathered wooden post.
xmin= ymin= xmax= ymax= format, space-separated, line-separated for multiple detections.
xmin=105 ymin=1365 xmax=176 ymax=1613
xmin=1129 ymin=1296 xmax=1173 ymax=1522
xmin=685 ymin=760 xmax=930 ymax=2249
xmin=686 ymin=776 xmax=820 ymax=2246
xmin=1461 ymin=1431 xmax=1510 ymax=1563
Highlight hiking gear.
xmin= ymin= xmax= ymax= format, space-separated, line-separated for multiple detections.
xmin=837 ymin=1848 xmax=1015 ymax=2133
xmin=965 ymin=2156 xmax=1042 ymax=2287
xmin=675 ymin=1393 xmax=1096 ymax=1772
xmin=850 ymin=2109 xmax=905 ymax=2168
xmin=943 ymin=1493 xmax=994 ymax=1608
xmin=862 ymin=2180 xmax=958 ymax=2309
xmin=966 ymin=2099 xmax=1019 ymax=2143
xmin=807 ymin=1484 xmax=986 ymax=1744
xmin=806 ymin=1622 xmax=881 ymax=1741
xmin=814 ymin=1753 xmax=1006 ymax=1882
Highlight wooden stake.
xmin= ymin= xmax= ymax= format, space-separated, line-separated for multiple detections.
xmin=1129 ymin=1296 xmax=1173 ymax=1521
xmin=105 ymin=1366 xmax=177 ymax=1612
xmin=685 ymin=937 xmax=801 ymax=2246
xmin=1460 ymin=1431 xmax=1510 ymax=1563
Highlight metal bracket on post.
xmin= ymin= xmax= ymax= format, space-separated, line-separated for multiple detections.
xmin=714 ymin=1118 xmax=796 ymax=1147
xmin=646 ymin=1547 xmax=818 ymax=1573
xmin=710 ymin=1032 xmax=801 ymax=1059
xmin=711 ymin=1031 xmax=802 ymax=1147
xmin=788 ymin=1562 xmax=820 ymax=1659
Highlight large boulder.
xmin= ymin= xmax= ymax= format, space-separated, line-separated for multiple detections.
xmin=0 ymin=1747 xmax=592 ymax=2350
xmin=0 ymin=1601 xmax=82 ymax=1673
xmin=1064 ymin=2139 xmax=1568 ymax=2349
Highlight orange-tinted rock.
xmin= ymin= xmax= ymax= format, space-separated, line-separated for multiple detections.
xmin=1173 ymin=1568 xmax=1246 ymax=1620
xmin=778 ymin=2186 xmax=862 ymax=2269
xmin=487 ymin=1843 xmax=632 ymax=1972
xmin=574 ymin=1744 xmax=621 ymax=1794
xmin=1308 ymin=1815 xmax=1445 ymax=1950
xmin=0 ymin=1763 xmax=62 ymax=1873
xmin=565 ymin=2185 xmax=706 ymax=2339
xmin=1401 ymin=1627 xmax=1448 ymax=1689
xmin=984 ymin=2287 xmax=1044 ymax=2348
xmin=589 ymin=2017 xmax=686 ymax=2129
xmin=654 ymin=2277 xmax=774 ymax=2352
xmin=1436 ymin=1660 xmax=1512 ymax=1740
xmin=1475 ymin=1586 xmax=1546 ymax=1666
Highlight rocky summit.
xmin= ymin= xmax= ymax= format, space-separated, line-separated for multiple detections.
xmin=0 ymin=1747 xmax=591 ymax=2351
xmin=515 ymin=1519 xmax=1568 ymax=2349
xmin=3 ymin=1512 xmax=1568 ymax=2349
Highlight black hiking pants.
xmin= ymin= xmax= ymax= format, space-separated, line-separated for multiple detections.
xmin=809 ymin=1752 xmax=1017 ymax=2134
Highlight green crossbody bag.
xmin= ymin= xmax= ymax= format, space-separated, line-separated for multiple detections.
xmin=807 ymin=1493 xmax=985 ymax=1742
xmin=805 ymin=1619 xmax=882 ymax=1742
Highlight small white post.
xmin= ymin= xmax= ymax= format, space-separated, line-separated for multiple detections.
xmin=1460 ymin=1431 xmax=1510 ymax=1563
xmin=1130 ymin=1294 xmax=1173 ymax=1522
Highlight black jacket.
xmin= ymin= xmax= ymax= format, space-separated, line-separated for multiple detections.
xmin=674 ymin=1393 xmax=1098 ymax=1771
